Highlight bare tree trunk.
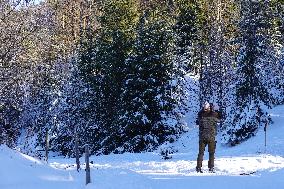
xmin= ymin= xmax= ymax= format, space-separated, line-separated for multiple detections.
xmin=45 ymin=129 xmax=49 ymax=162
xmin=216 ymin=0 xmax=225 ymax=129
xmin=85 ymin=144 xmax=91 ymax=185
xmin=199 ymin=43 xmax=204 ymax=109
xmin=75 ymin=127 xmax=80 ymax=172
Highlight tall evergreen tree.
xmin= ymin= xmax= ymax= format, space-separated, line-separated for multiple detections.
xmin=268 ymin=0 xmax=284 ymax=104
xmin=79 ymin=0 xmax=140 ymax=154
xmin=197 ymin=0 xmax=239 ymax=110
xmin=173 ymin=0 xmax=200 ymax=75
xmin=223 ymin=0 xmax=282 ymax=145
xmin=115 ymin=0 xmax=186 ymax=153
xmin=17 ymin=61 xmax=64 ymax=156
xmin=50 ymin=59 xmax=97 ymax=157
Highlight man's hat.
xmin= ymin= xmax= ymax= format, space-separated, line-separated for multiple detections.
xmin=204 ymin=101 xmax=210 ymax=109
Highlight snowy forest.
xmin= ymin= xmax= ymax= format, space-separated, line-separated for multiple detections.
xmin=0 ymin=0 xmax=283 ymax=159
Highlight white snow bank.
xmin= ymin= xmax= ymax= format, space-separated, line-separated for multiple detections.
xmin=0 ymin=145 xmax=79 ymax=189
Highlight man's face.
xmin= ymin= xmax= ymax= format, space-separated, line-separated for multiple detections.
xmin=204 ymin=107 xmax=210 ymax=111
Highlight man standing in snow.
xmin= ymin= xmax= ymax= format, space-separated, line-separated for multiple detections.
xmin=196 ymin=102 xmax=221 ymax=173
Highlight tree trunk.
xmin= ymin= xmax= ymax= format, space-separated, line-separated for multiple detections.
xmin=75 ymin=129 xmax=80 ymax=172
xmin=45 ymin=129 xmax=49 ymax=162
xmin=85 ymin=144 xmax=91 ymax=185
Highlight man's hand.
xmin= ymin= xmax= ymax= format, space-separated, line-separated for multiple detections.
xmin=195 ymin=119 xmax=199 ymax=125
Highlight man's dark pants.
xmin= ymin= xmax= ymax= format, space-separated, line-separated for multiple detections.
xmin=197 ymin=139 xmax=216 ymax=169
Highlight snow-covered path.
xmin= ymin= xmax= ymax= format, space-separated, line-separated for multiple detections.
xmin=45 ymin=152 xmax=284 ymax=189
xmin=1 ymin=105 xmax=284 ymax=189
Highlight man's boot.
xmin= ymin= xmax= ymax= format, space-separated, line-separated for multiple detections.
xmin=196 ymin=167 xmax=203 ymax=173
xmin=209 ymin=167 xmax=215 ymax=173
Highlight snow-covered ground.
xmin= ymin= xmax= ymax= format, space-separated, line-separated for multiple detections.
xmin=1 ymin=105 xmax=284 ymax=189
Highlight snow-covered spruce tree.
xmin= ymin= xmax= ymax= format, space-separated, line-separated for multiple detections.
xmin=0 ymin=0 xmax=40 ymax=148
xmin=196 ymin=0 xmax=239 ymax=113
xmin=17 ymin=61 xmax=65 ymax=157
xmin=115 ymin=1 xmax=187 ymax=153
xmin=79 ymin=0 xmax=140 ymax=154
xmin=173 ymin=0 xmax=201 ymax=75
xmin=0 ymin=63 xmax=24 ymax=147
xmin=0 ymin=62 xmax=24 ymax=148
xmin=268 ymin=0 xmax=284 ymax=105
xmin=171 ymin=0 xmax=205 ymax=128
xmin=223 ymin=0 xmax=282 ymax=145
xmin=50 ymin=59 xmax=98 ymax=157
